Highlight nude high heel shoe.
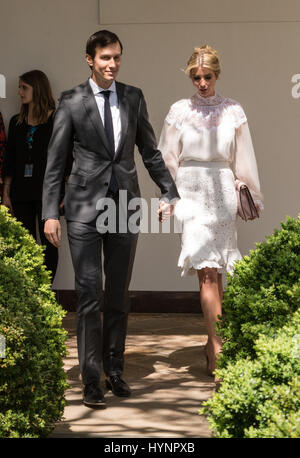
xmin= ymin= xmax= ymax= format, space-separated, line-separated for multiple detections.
xmin=204 ymin=345 xmax=213 ymax=377
xmin=204 ymin=344 xmax=222 ymax=387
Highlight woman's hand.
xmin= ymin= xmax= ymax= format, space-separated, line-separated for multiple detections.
xmin=157 ymin=201 xmax=174 ymax=221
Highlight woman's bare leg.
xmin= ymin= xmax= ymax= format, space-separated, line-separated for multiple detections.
xmin=218 ymin=273 xmax=223 ymax=303
xmin=197 ymin=268 xmax=223 ymax=378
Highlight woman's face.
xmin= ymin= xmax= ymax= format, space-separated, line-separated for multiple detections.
xmin=191 ymin=67 xmax=218 ymax=98
xmin=18 ymin=80 xmax=33 ymax=104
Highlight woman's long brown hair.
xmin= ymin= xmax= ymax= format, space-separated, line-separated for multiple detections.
xmin=17 ymin=70 xmax=55 ymax=125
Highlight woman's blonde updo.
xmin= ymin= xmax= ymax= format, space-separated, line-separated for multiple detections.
xmin=185 ymin=45 xmax=221 ymax=78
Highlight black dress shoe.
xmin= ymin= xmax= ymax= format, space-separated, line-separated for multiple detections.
xmin=83 ymin=382 xmax=106 ymax=408
xmin=105 ymin=375 xmax=131 ymax=397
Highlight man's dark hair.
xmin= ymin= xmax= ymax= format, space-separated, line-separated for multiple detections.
xmin=86 ymin=29 xmax=123 ymax=59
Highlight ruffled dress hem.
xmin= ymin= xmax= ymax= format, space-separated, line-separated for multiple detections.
xmin=178 ymin=249 xmax=242 ymax=277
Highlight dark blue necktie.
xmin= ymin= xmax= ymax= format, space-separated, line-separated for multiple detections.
xmin=102 ymin=90 xmax=118 ymax=194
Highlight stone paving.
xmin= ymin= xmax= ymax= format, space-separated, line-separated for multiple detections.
xmin=51 ymin=313 xmax=215 ymax=438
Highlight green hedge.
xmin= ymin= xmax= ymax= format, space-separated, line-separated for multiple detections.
xmin=200 ymin=215 xmax=300 ymax=438
xmin=218 ymin=216 xmax=300 ymax=365
xmin=0 ymin=205 xmax=68 ymax=437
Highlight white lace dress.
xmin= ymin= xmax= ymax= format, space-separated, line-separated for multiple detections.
xmin=158 ymin=93 xmax=263 ymax=276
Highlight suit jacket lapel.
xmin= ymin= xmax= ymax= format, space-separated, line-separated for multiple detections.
xmin=115 ymin=82 xmax=129 ymax=160
xmin=81 ymin=80 xmax=111 ymax=156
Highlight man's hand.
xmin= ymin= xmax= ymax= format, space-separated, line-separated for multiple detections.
xmin=157 ymin=201 xmax=174 ymax=222
xmin=44 ymin=219 xmax=62 ymax=248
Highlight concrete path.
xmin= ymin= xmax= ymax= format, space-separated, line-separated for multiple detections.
xmin=51 ymin=313 xmax=215 ymax=438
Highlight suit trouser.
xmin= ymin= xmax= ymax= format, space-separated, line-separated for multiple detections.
xmin=67 ymin=198 xmax=139 ymax=385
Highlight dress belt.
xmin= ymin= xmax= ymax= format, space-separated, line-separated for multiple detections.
xmin=179 ymin=160 xmax=230 ymax=168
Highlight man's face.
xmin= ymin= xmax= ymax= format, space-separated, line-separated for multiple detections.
xmin=86 ymin=43 xmax=122 ymax=88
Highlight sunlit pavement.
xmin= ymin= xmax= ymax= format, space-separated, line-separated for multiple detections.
xmin=51 ymin=313 xmax=214 ymax=438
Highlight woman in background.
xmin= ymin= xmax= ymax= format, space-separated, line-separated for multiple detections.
xmin=0 ymin=111 xmax=6 ymax=194
xmin=2 ymin=70 xmax=71 ymax=282
xmin=159 ymin=46 xmax=263 ymax=383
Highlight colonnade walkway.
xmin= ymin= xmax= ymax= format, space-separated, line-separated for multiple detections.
xmin=51 ymin=313 xmax=215 ymax=438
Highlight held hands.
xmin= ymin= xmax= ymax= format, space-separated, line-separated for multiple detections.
xmin=157 ymin=201 xmax=174 ymax=222
xmin=44 ymin=219 xmax=62 ymax=248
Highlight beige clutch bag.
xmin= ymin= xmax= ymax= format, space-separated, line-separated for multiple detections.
xmin=235 ymin=180 xmax=259 ymax=221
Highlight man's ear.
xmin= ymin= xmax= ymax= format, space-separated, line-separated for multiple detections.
xmin=85 ymin=54 xmax=93 ymax=69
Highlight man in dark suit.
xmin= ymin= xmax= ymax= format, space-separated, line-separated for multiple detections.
xmin=43 ymin=30 xmax=179 ymax=408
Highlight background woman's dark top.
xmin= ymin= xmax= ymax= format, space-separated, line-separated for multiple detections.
xmin=0 ymin=112 xmax=6 ymax=194
xmin=3 ymin=113 xmax=55 ymax=201
xmin=2 ymin=112 xmax=72 ymax=281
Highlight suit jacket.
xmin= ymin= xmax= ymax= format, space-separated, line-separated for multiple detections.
xmin=42 ymin=79 xmax=180 ymax=223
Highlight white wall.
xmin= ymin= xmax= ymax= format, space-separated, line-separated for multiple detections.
xmin=1 ymin=0 xmax=299 ymax=291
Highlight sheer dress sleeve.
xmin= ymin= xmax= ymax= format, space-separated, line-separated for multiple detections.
xmin=158 ymin=121 xmax=181 ymax=182
xmin=158 ymin=101 xmax=185 ymax=182
xmin=233 ymin=118 xmax=264 ymax=211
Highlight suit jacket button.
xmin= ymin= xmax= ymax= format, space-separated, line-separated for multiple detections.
xmin=104 ymin=182 xmax=108 ymax=186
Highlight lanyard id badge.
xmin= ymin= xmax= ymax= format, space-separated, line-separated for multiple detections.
xmin=24 ymin=163 xmax=33 ymax=177
xmin=25 ymin=124 xmax=38 ymax=177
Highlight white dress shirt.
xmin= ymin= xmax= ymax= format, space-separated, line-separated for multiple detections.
xmin=89 ymin=77 xmax=121 ymax=153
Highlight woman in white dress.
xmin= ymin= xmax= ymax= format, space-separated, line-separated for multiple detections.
xmin=158 ymin=45 xmax=263 ymax=382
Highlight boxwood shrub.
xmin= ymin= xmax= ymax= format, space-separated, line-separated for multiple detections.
xmin=200 ymin=215 xmax=300 ymax=438
xmin=0 ymin=205 xmax=68 ymax=437
xmin=219 ymin=215 xmax=300 ymax=366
